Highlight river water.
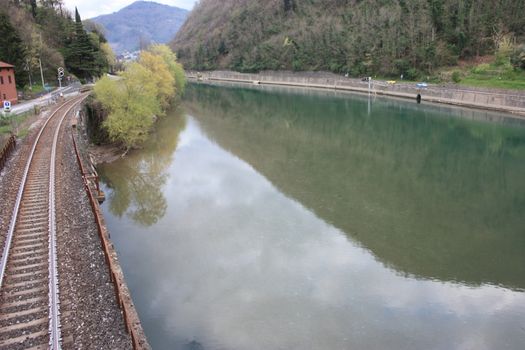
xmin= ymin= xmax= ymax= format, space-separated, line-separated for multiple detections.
xmin=98 ymin=83 xmax=525 ymax=350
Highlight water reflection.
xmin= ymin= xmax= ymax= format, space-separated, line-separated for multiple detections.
xmin=184 ymin=84 xmax=525 ymax=290
xmin=99 ymin=109 xmax=186 ymax=226
xmin=100 ymin=116 xmax=525 ymax=350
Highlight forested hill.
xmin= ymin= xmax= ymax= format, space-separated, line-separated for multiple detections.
xmin=91 ymin=1 xmax=188 ymax=54
xmin=0 ymin=0 xmax=113 ymax=86
xmin=171 ymin=0 xmax=525 ymax=77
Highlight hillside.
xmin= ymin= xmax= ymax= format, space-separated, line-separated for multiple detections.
xmin=0 ymin=0 xmax=112 ymax=86
xmin=91 ymin=1 xmax=188 ymax=54
xmin=172 ymin=0 xmax=525 ymax=78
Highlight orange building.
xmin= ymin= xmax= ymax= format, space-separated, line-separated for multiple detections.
xmin=0 ymin=61 xmax=18 ymax=105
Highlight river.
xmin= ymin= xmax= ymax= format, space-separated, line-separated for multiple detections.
xmin=98 ymin=83 xmax=525 ymax=350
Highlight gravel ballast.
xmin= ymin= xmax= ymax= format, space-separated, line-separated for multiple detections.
xmin=0 ymin=100 xmax=134 ymax=349
xmin=55 ymin=106 xmax=133 ymax=349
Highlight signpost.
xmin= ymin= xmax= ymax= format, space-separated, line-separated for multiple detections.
xmin=3 ymin=101 xmax=11 ymax=112
xmin=57 ymin=67 xmax=64 ymax=88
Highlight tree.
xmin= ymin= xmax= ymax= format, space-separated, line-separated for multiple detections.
xmin=95 ymin=63 xmax=161 ymax=150
xmin=100 ymin=42 xmax=116 ymax=73
xmin=138 ymin=51 xmax=174 ymax=109
xmin=93 ymin=45 xmax=185 ymax=150
xmin=0 ymin=11 xmax=27 ymax=86
xmin=283 ymin=0 xmax=295 ymax=13
xmin=63 ymin=7 xmax=97 ymax=81
xmin=30 ymin=0 xmax=37 ymax=18
xmin=147 ymin=44 xmax=186 ymax=96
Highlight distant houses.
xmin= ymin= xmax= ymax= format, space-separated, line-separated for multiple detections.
xmin=118 ymin=51 xmax=140 ymax=62
xmin=0 ymin=61 xmax=18 ymax=105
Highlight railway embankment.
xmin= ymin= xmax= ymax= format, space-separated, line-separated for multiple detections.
xmin=0 ymin=97 xmax=150 ymax=349
xmin=188 ymin=71 xmax=525 ymax=117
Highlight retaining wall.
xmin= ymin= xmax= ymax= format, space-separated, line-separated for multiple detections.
xmin=187 ymin=70 xmax=525 ymax=116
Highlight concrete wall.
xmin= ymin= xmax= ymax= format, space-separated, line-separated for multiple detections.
xmin=187 ymin=70 xmax=525 ymax=116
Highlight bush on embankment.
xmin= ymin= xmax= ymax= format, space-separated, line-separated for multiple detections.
xmin=93 ymin=44 xmax=186 ymax=150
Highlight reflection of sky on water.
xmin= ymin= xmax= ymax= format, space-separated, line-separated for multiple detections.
xmin=102 ymin=117 xmax=525 ymax=350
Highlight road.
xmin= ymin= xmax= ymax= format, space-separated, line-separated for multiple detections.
xmin=3 ymin=83 xmax=81 ymax=116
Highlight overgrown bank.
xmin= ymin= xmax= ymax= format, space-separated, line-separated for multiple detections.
xmin=86 ymin=45 xmax=186 ymax=152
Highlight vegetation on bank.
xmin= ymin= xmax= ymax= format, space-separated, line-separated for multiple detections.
xmin=172 ymin=0 xmax=525 ymax=84
xmin=93 ymin=45 xmax=186 ymax=150
xmin=0 ymin=0 xmax=114 ymax=88
xmin=0 ymin=109 xmax=37 ymax=139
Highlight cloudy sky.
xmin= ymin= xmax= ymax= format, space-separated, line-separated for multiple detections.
xmin=64 ymin=0 xmax=197 ymax=19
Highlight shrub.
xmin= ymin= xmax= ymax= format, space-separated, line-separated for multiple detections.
xmin=494 ymin=34 xmax=514 ymax=66
xmin=471 ymin=63 xmax=490 ymax=74
xmin=394 ymin=59 xmax=410 ymax=76
xmin=510 ymin=45 xmax=525 ymax=70
xmin=451 ymin=71 xmax=462 ymax=83
xmin=405 ymin=68 xmax=419 ymax=81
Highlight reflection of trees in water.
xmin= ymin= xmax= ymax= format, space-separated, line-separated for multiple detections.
xmin=184 ymin=83 xmax=525 ymax=289
xmin=104 ymin=161 xmax=168 ymax=226
xmin=100 ymin=110 xmax=187 ymax=227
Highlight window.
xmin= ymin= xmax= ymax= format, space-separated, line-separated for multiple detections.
xmin=2 ymin=94 xmax=6 ymax=100
xmin=0 ymin=76 xmax=3 ymax=84
xmin=8 ymin=75 xmax=12 ymax=84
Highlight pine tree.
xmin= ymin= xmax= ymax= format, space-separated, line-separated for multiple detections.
xmin=64 ymin=7 xmax=97 ymax=81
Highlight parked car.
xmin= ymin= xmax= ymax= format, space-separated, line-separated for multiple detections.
xmin=416 ymin=82 xmax=428 ymax=88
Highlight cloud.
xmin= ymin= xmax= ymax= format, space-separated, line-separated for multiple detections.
xmin=63 ymin=0 xmax=196 ymax=18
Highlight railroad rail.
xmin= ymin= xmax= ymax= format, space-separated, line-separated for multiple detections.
xmin=0 ymin=95 xmax=85 ymax=349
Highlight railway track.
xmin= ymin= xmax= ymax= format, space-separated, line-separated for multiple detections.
xmin=0 ymin=95 xmax=86 ymax=349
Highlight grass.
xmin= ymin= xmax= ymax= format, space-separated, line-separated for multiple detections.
xmin=450 ymin=61 xmax=525 ymax=90
xmin=460 ymin=74 xmax=525 ymax=90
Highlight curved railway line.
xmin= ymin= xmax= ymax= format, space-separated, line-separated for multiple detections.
xmin=0 ymin=95 xmax=86 ymax=349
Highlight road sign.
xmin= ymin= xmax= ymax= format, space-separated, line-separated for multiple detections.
xmin=3 ymin=101 xmax=11 ymax=112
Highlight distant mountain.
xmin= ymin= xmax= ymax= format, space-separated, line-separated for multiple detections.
xmin=91 ymin=1 xmax=188 ymax=54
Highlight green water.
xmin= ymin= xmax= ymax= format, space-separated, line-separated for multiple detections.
xmin=99 ymin=83 xmax=525 ymax=350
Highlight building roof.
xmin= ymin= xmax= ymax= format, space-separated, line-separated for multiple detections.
xmin=0 ymin=61 xmax=14 ymax=68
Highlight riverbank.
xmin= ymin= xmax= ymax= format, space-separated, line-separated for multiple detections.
xmin=187 ymin=71 xmax=525 ymax=117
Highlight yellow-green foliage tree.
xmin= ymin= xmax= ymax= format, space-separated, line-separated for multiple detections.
xmin=139 ymin=51 xmax=174 ymax=109
xmin=94 ymin=63 xmax=160 ymax=149
xmin=93 ymin=44 xmax=184 ymax=150
xmin=148 ymin=44 xmax=187 ymax=96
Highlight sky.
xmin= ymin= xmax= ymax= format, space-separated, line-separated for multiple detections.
xmin=63 ymin=0 xmax=197 ymax=19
